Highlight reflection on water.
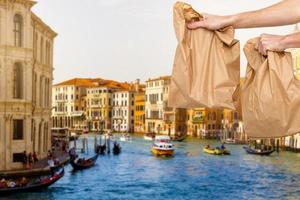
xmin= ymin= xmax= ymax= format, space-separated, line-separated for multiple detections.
xmin=1 ymin=135 xmax=300 ymax=200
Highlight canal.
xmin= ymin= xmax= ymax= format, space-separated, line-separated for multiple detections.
xmin=2 ymin=135 xmax=300 ymax=200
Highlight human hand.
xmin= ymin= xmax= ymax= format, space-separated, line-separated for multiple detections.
xmin=256 ymin=34 xmax=287 ymax=56
xmin=186 ymin=14 xmax=233 ymax=30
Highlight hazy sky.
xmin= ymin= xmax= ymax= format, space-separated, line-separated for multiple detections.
xmin=32 ymin=0 xmax=296 ymax=84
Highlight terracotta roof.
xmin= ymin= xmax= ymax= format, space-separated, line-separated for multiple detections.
xmin=146 ymin=75 xmax=171 ymax=82
xmin=54 ymin=78 xmax=102 ymax=87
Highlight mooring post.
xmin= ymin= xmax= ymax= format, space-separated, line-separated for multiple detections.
xmin=107 ymin=136 xmax=111 ymax=154
xmin=86 ymin=138 xmax=89 ymax=153
xmin=82 ymin=138 xmax=85 ymax=153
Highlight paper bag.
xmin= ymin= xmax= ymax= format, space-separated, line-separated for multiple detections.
xmin=242 ymin=38 xmax=300 ymax=138
xmin=168 ymin=2 xmax=240 ymax=110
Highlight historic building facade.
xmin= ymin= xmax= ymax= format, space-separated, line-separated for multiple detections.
xmin=145 ymin=76 xmax=187 ymax=135
xmin=0 ymin=0 xmax=56 ymax=171
xmin=111 ymin=90 xmax=135 ymax=132
xmin=52 ymin=78 xmax=99 ymax=130
xmin=134 ymin=88 xmax=145 ymax=133
xmin=86 ymin=86 xmax=114 ymax=132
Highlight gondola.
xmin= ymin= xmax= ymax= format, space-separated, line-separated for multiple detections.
xmin=171 ymin=134 xmax=187 ymax=142
xmin=243 ymin=146 xmax=275 ymax=156
xmin=95 ymin=144 xmax=106 ymax=155
xmin=70 ymin=154 xmax=98 ymax=170
xmin=0 ymin=167 xmax=64 ymax=195
xmin=113 ymin=143 xmax=121 ymax=155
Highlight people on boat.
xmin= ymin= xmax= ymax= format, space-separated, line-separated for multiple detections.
xmin=221 ymin=144 xmax=225 ymax=150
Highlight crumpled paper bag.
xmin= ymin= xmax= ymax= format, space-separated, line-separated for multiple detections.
xmin=242 ymin=38 xmax=300 ymax=138
xmin=168 ymin=2 xmax=240 ymax=110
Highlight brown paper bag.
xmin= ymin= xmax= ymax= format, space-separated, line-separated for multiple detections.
xmin=168 ymin=2 xmax=240 ymax=110
xmin=242 ymin=38 xmax=300 ymax=138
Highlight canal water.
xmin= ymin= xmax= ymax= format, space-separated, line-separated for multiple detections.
xmin=2 ymin=135 xmax=300 ymax=200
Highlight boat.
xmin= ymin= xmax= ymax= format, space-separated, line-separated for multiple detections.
xmin=113 ymin=142 xmax=121 ymax=155
xmin=151 ymin=136 xmax=174 ymax=157
xmin=69 ymin=132 xmax=79 ymax=141
xmin=120 ymin=134 xmax=131 ymax=142
xmin=144 ymin=133 xmax=155 ymax=141
xmin=243 ymin=146 xmax=275 ymax=156
xmin=203 ymin=145 xmax=230 ymax=155
xmin=95 ymin=144 xmax=106 ymax=155
xmin=222 ymin=138 xmax=236 ymax=144
xmin=70 ymin=154 xmax=98 ymax=170
xmin=0 ymin=168 xmax=64 ymax=194
xmin=170 ymin=134 xmax=187 ymax=142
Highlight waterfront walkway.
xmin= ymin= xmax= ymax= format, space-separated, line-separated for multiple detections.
xmin=0 ymin=149 xmax=70 ymax=177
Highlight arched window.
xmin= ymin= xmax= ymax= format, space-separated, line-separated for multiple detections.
xmin=13 ymin=63 xmax=23 ymax=99
xmin=13 ymin=14 xmax=23 ymax=47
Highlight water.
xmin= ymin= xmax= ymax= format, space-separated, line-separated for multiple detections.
xmin=1 ymin=135 xmax=300 ymax=200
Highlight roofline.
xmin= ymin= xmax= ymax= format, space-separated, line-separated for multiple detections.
xmin=31 ymin=12 xmax=57 ymax=38
xmin=146 ymin=76 xmax=171 ymax=83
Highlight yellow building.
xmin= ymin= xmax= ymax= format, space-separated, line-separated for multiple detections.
xmin=0 ymin=0 xmax=56 ymax=171
xmin=134 ymin=88 xmax=146 ymax=133
xmin=186 ymin=108 xmax=206 ymax=137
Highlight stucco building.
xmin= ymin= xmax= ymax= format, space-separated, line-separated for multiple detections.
xmin=85 ymin=80 xmax=130 ymax=132
xmin=145 ymin=76 xmax=187 ymax=136
xmin=52 ymin=78 xmax=100 ymax=130
xmin=134 ymin=88 xmax=145 ymax=133
xmin=0 ymin=0 xmax=56 ymax=171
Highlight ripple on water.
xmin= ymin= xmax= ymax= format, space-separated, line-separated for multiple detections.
xmin=2 ymin=135 xmax=300 ymax=200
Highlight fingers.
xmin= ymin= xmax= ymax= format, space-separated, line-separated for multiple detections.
xmin=187 ymin=21 xmax=205 ymax=30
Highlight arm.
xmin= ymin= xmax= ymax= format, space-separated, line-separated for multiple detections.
xmin=258 ymin=32 xmax=300 ymax=55
xmin=187 ymin=0 xmax=300 ymax=30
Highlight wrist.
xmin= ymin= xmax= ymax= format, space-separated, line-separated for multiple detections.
xmin=225 ymin=14 xmax=238 ymax=28
xmin=281 ymin=34 xmax=292 ymax=49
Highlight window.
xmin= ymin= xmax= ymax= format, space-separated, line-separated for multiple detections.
xmin=14 ymin=14 xmax=23 ymax=47
xmin=13 ymin=63 xmax=23 ymax=99
xmin=13 ymin=153 xmax=24 ymax=163
xmin=13 ymin=119 xmax=24 ymax=140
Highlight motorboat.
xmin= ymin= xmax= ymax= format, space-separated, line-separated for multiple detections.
xmin=170 ymin=134 xmax=187 ymax=142
xmin=151 ymin=136 xmax=174 ymax=157
xmin=120 ymin=134 xmax=131 ymax=142
xmin=144 ymin=133 xmax=155 ymax=141
xmin=223 ymin=138 xmax=236 ymax=144
xmin=203 ymin=145 xmax=230 ymax=155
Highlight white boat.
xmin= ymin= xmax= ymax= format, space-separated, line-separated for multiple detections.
xmin=144 ymin=135 xmax=153 ymax=141
xmin=223 ymin=138 xmax=236 ymax=144
xmin=120 ymin=134 xmax=131 ymax=142
xmin=144 ymin=133 xmax=155 ymax=141
xmin=151 ymin=136 xmax=174 ymax=156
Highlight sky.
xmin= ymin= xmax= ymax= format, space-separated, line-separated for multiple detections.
xmin=32 ymin=0 xmax=296 ymax=84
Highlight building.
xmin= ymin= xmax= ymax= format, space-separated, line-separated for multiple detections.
xmin=112 ymin=90 xmax=135 ymax=132
xmin=186 ymin=108 xmax=206 ymax=137
xmin=145 ymin=76 xmax=187 ymax=136
xmin=0 ymin=0 xmax=56 ymax=171
xmin=283 ymin=24 xmax=300 ymax=151
xmin=52 ymin=78 xmax=100 ymax=130
xmin=85 ymin=80 xmax=129 ymax=132
xmin=134 ymin=88 xmax=146 ymax=133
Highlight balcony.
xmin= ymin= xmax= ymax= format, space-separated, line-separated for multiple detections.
xmin=192 ymin=116 xmax=205 ymax=123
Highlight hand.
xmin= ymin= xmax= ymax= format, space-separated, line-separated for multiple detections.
xmin=186 ymin=14 xmax=233 ymax=30
xmin=256 ymin=34 xmax=287 ymax=56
